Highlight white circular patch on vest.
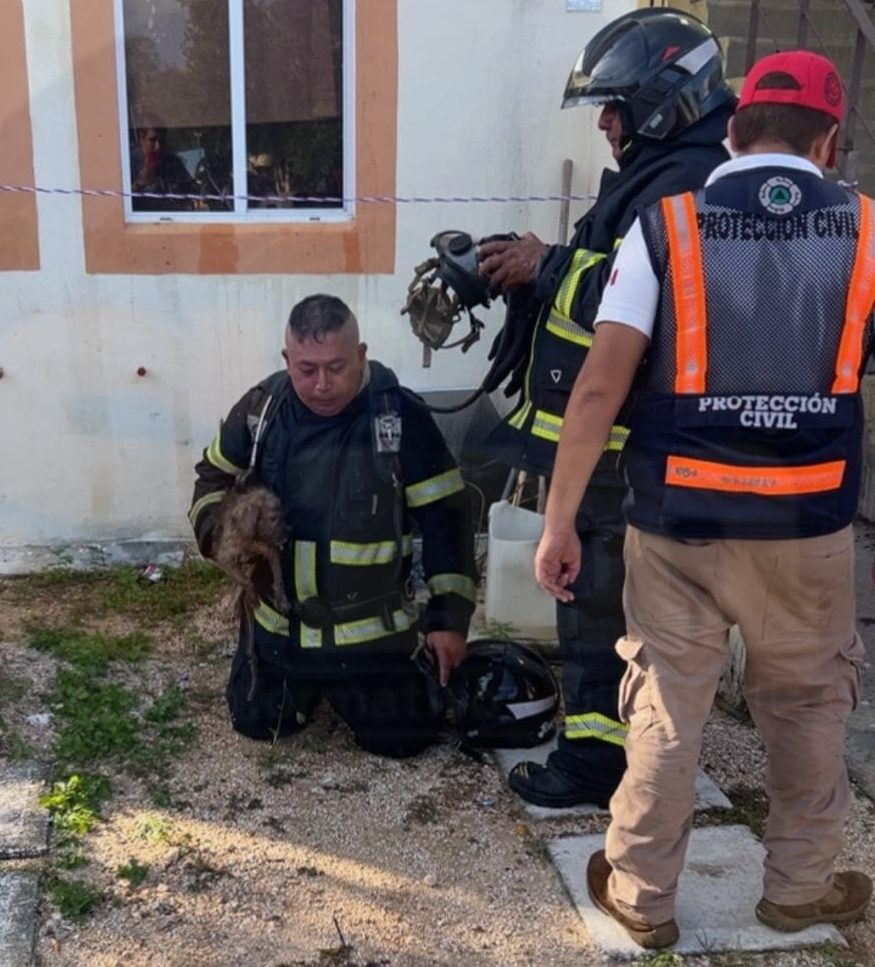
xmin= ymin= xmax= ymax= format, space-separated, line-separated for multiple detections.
xmin=758 ymin=176 xmax=802 ymax=215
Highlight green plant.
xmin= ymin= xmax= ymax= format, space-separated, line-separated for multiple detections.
xmin=630 ymin=954 xmax=684 ymax=967
xmin=116 ymin=858 xmax=149 ymax=887
xmin=132 ymin=814 xmax=173 ymax=843
xmin=52 ymin=669 xmax=140 ymax=765
xmin=39 ymin=774 xmax=109 ymax=840
xmin=145 ymin=685 xmax=185 ymax=723
xmin=46 ymin=875 xmax=102 ymax=922
xmin=28 ymin=625 xmax=152 ymax=673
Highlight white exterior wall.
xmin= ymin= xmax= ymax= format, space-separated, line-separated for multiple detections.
xmin=0 ymin=0 xmax=634 ymax=572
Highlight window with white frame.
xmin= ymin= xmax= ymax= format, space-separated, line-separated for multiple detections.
xmin=117 ymin=0 xmax=349 ymax=220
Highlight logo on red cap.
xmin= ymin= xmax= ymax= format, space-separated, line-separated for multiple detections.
xmin=824 ymin=71 xmax=842 ymax=107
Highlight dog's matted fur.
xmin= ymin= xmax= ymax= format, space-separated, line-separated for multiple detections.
xmin=212 ymin=482 xmax=289 ymax=699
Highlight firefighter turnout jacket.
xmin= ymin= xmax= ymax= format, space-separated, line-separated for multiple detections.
xmin=488 ymin=106 xmax=732 ymax=482
xmin=189 ymin=362 xmax=476 ymax=674
xmin=625 ymin=165 xmax=875 ymax=539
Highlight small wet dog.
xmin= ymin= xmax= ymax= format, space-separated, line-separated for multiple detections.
xmin=212 ymin=481 xmax=290 ymax=699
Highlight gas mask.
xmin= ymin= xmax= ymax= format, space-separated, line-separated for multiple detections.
xmin=401 ymin=230 xmax=517 ymax=365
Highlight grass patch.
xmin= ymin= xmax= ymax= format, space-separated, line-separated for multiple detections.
xmin=28 ymin=625 xmax=152 ymax=674
xmin=7 ymin=559 xmax=227 ymax=627
xmin=116 ymin=859 xmax=149 ymax=887
xmin=132 ymin=814 xmax=173 ymax=843
xmin=26 ymin=619 xmax=197 ymax=778
xmin=46 ymin=875 xmax=103 ymax=923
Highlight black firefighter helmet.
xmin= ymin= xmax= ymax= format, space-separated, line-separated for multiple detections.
xmin=447 ymin=639 xmax=559 ymax=749
xmin=562 ymin=7 xmax=734 ymax=142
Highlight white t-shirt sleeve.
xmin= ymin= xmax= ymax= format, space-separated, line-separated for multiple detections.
xmin=593 ymin=217 xmax=659 ymax=340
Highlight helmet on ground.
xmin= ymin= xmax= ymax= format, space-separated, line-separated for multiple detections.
xmin=447 ymin=639 xmax=559 ymax=748
xmin=562 ymin=7 xmax=734 ymax=142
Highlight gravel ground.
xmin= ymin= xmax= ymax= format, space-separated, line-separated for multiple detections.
xmin=0 ymin=578 xmax=873 ymax=967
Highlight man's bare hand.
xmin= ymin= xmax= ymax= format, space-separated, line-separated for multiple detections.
xmin=477 ymin=232 xmax=548 ymax=293
xmin=426 ymin=630 xmax=467 ymax=687
xmin=534 ymin=528 xmax=581 ymax=604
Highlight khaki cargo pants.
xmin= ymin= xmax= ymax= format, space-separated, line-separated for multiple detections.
xmin=606 ymin=524 xmax=863 ymax=924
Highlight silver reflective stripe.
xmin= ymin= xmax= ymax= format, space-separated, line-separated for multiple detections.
xmin=294 ymin=541 xmax=318 ymax=600
xmin=545 ymin=311 xmax=593 ymax=347
xmin=675 ymin=37 xmax=719 ymax=77
xmin=330 ymin=534 xmax=413 ymax=566
xmin=187 ymin=491 xmax=224 ymax=527
xmin=254 ymin=598 xmax=321 ymax=648
xmin=334 ymin=608 xmax=414 ymax=647
xmin=427 ymin=573 xmax=477 ymax=603
xmin=508 ymin=695 xmax=556 ymax=721
xmin=532 ymin=409 xmax=563 ymax=443
xmin=405 ymin=468 xmax=465 ymax=508
xmin=564 ymin=712 xmax=628 ymax=747
xmin=605 ymin=425 xmax=630 ymax=452
xmin=254 ymin=599 xmax=289 ymax=635
xmin=206 ymin=433 xmax=243 ymax=475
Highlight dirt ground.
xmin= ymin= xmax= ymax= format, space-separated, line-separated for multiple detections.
xmin=1 ymin=567 xmax=874 ymax=967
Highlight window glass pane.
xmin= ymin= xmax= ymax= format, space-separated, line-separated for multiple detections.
xmin=243 ymin=0 xmax=343 ymax=210
xmin=123 ymin=0 xmax=233 ymax=212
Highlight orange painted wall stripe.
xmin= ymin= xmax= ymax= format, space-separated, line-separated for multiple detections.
xmin=0 ymin=0 xmax=39 ymax=271
xmin=665 ymin=455 xmax=846 ymax=496
xmin=70 ymin=0 xmax=396 ymax=276
xmin=663 ymin=192 xmax=707 ymax=394
xmin=832 ymin=195 xmax=875 ymax=393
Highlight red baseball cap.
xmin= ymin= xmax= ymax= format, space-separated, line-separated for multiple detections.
xmin=738 ymin=50 xmax=845 ymax=124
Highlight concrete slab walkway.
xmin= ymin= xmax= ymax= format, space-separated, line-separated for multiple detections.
xmin=549 ymin=826 xmax=846 ymax=959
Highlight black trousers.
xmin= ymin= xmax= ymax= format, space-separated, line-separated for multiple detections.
xmin=226 ymin=644 xmax=444 ymax=759
xmin=549 ymin=484 xmax=628 ymax=794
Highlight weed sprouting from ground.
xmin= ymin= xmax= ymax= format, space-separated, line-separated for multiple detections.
xmin=45 ymin=876 xmax=103 ymax=923
xmin=18 ymin=571 xmax=205 ymax=925
xmin=116 ymin=859 xmax=150 ymax=887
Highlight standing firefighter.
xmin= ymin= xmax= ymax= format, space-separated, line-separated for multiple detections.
xmin=536 ymin=51 xmax=873 ymax=948
xmin=478 ymin=8 xmax=734 ymax=808
xmin=190 ymin=295 xmax=476 ymax=758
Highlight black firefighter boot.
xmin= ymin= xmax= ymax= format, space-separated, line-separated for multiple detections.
xmin=508 ymin=757 xmax=617 ymax=809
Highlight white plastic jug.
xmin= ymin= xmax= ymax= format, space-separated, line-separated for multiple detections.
xmin=484 ymin=500 xmax=557 ymax=640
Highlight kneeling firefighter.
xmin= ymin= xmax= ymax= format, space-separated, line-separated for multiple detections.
xmin=190 ymin=295 xmax=477 ymax=759
xmin=403 ymin=8 xmax=734 ymax=805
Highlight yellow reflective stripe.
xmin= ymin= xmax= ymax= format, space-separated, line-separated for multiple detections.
xmin=532 ymin=409 xmax=563 ymax=443
xmin=254 ymin=599 xmax=289 ymax=635
xmin=565 ymin=713 xmax=628 ymax=747
xmin=508 ymin=400 xmax=531 ymax=430
xmin=206 ymin=433 xmax=244 ymax=476
xmin=613 ymin=236 xmax=623 ymax=250
xmin=545 ymin=310 xmax=593 ymax=347
xmin=531 ymin=411 xmax=628 ymax=452
xmin=301 ymin=625 xmax=322 ymax=649
xmin=253 ymin=599 xmax=321 ymax=647
xmin=294 ymin=541 xmax=317 ymax=600
xmin=405 ymin=468 xmax=465 ymax=508
xmin=330 ymin=534 xmax=413 ymax=566
xmin=553 ymin=249 xmax=607 ymax=319
xmin=335 ymin=608 xmax=415 ymax=647
xmin=427 ymin=573 xmax=477 ymax=603
xmin=604 ymin=425 xmax=630 ymax=452
xmin=187 ymin=491 xmax=224 ymax=527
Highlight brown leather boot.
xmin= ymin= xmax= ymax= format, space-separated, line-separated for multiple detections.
xmin=586 ymin=849 xmax=680 ymax=950
xmin=756 ymin=872 xmax=872 ymax=932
